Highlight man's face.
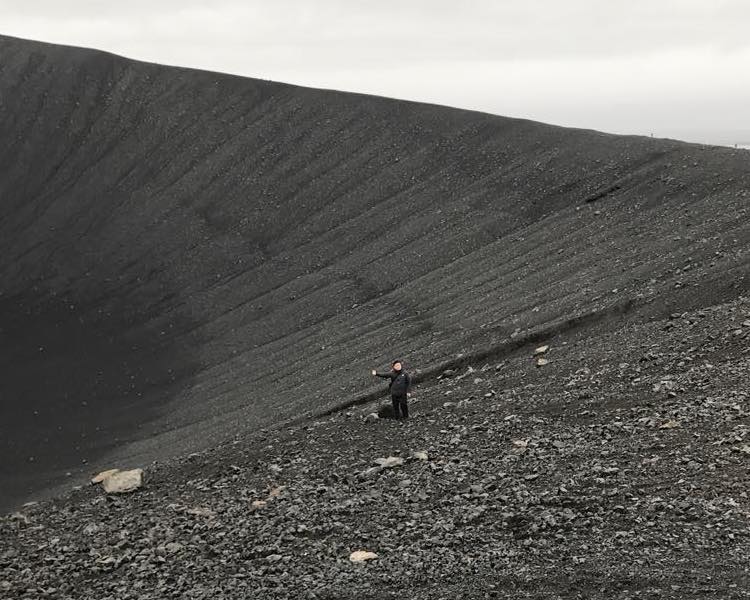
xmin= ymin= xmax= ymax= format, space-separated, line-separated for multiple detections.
xmin=393 ymin=362 xmax=402 ymax=371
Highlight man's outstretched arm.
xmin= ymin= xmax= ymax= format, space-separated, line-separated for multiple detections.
xmin=372 ymin=370 xmax=392 ymax=379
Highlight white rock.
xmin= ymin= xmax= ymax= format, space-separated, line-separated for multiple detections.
xmin=412 ymin=451 xmax=429 ymax=461
xmin=536 ymin=357 xmax=549 ymax=367
xmin=364 ymin=412 xmax=379 ymax=422
xmin=350 ymin=550 xmax=378 ymax=562
xmin=91 ymin=469 xmax=120 ymax=485
xmin=375 ymin=456 xmax=404 ymax=468
xmin=101 ymin=469 xmax=144 ymax=494
xmin=534 ymin=345 xmax=550 ymax=355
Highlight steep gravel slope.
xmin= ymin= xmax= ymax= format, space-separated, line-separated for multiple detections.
xmin=1 ymin=34 xmax=749 ymax=511
xmin=1 ymin=297 xmax=749 ymax=599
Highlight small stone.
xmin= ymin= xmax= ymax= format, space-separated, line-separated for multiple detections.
xmin=186 ymin=507 xmax=216 ymax=518
xmin=534 ymin=345 xmax=550 ymax=355
xmin=350 ymin=550 xmax=378 ymax=562
xmin=251 ymin=500 xmax=268 ymax=510
xmin=536 ymin=358 xmax=549 ymax=367
xmin=9 ymin=512 xmax=29 ymax=524
xmin=164 ymin=542 xmax=183 ymax=554
xmin=375 ymin=456 xmax=404 ymax=469
xmin=659 ymin=420 xmax=680 ymax=429
xmin=412 ymin=451 xmax=429 ymax=461
xmin=364 ymin=413 xmax=379 ymax=422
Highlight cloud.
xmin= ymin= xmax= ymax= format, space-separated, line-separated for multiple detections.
xmin=1 ymin=0 xmax=749 ymax=143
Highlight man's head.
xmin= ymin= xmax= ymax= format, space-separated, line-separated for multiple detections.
xmin=392 ymin=360 xmax=403 ymax=371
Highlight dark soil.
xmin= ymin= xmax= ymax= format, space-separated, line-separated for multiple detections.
xmin=0 ymin=34 xmax=749 ymax=597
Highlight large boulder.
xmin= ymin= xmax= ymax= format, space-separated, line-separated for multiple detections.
xmin=90 ymin=469 xmax=120 ymax=484
xmin=100 ymin=469 xmax=144 ymax=494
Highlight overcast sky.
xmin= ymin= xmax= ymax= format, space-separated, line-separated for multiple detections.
xmin=2 ymin=0 xmax=749 ymax=145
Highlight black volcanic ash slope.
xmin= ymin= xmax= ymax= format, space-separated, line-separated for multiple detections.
xmin=1 ymin=34 xmax=749 ymax=511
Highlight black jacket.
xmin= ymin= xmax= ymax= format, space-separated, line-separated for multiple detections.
xmin=376 ymin=369 xmax=411 ymax=397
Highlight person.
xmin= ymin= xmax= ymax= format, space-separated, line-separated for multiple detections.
xmin=372 ymin=360 xmax=411 ymax=419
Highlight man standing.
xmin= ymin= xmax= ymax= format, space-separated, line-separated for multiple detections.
xmin=372 ymin=360 xmax=411 ymax=419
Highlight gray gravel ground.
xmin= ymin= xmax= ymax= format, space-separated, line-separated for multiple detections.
xmin=2 ymin=296 xmax=749 ymax=599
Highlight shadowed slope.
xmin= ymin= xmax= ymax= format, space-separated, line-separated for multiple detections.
xmin=1 ymin=35 xmax=749 ymax=510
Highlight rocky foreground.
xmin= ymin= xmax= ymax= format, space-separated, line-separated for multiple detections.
xmin=2 ymin=297 xmax=750 ymax=599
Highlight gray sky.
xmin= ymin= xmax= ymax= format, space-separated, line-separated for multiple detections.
xmin=2 ymin=0 xmax=749 ymax=145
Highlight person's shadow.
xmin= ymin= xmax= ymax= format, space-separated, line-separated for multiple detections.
xmin=377 ymin=404 xmax=398 ymax=419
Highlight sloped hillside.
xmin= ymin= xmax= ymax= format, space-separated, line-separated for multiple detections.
xmin=2 ymin=295 xmax=749 ymax=599
xmin=1 ymin=34 xmax=749 ymax=511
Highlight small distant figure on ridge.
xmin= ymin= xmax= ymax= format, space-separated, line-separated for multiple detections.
xmin=372 ymin=360 xmax=412 ymax=419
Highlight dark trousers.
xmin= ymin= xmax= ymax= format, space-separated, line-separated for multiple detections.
xmin=391 ymin=395 xmax=408 ymax=419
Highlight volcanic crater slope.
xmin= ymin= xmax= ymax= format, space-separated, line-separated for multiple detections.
xmin=2 ymin=295 xmax=750 ymax=599
xmin=1 ymin=33 xmax=749 ymax=516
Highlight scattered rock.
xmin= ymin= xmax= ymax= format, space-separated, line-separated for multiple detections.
xmin=375 ymin=456 xmax=404 ymax=469
xmin=349 ymin=550 xmax=378 ymax=562
xmin=412 ymin=451 xmax=429 ymax=461
xmin=9 ymin=512 xmax=29 ymax=524
xmin=364 ymin=412 xmax=379 ymax=422
xmin=534 ymin=345 xmax=550 ymax=355
xmin=186 ymin=507 xmax=215 ymax=518
xmin=536 ymin=357 xmax=549 ymax=367
xmin=100 ymin=469 xmax=144 ymax=494
xmin=91 ymin=469 xmax=120 ymax=484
